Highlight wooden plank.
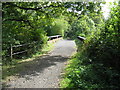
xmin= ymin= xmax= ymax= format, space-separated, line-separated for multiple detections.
xmin=12 ymin=41 xmax=38 ymax=48
xmin=12 ymin=50 xmax=28 ymax=55
xmin=10 ymin=44 xmax=13 ymax=59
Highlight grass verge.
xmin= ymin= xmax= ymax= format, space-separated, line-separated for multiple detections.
xmin=60 ymin=52 xmax=78 ymax=88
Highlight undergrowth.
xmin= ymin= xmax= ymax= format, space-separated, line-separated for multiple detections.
xmin=60 ymin=3 xmax=120 ymax=89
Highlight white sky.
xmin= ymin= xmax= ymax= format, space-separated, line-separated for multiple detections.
xmin=66 ymin=0 xmax=118 ymax=19
xmin=102 ymin=0 xmax=118 ymax=19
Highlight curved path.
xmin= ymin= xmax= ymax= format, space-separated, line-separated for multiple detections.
xmin=5 ymin=39 xmax=76 ymax=88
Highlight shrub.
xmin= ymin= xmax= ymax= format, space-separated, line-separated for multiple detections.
xmin=61 ymin=3 xmax=120 ymax=89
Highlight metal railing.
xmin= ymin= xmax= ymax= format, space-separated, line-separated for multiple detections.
xmin=77 ymin=36 xmax=86 ymax=42
xmin=48 ymin=35 xmax=62 ymax=41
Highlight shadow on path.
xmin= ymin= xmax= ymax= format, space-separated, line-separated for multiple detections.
xmin=3 ymin=39 xmax=76 ymax=88
xmin=3 ymin=55 xmax=68 ymax=79
xmin=19 ymin=55 xmax=68 ymax=78
xmin=3 ymin=55 xmax=68 ymax=88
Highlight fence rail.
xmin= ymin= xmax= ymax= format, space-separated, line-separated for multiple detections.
xmin=10 ymin=41 xmax=38 ymax=59
xmin=10 ymin=35 xmax=62 ymax=59
xmin=12 ymin=41 xmax=37 ymax=48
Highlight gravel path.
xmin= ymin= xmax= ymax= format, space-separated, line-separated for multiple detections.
xmin=4 ymin=39 xmax=76 ymax=88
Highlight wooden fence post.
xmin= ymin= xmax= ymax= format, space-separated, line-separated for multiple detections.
xmin=10 ymin=44 xmax=13 ymax=59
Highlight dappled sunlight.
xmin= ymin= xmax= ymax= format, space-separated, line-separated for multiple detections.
xmin=3 ymin=40 xmax=76 ymax=88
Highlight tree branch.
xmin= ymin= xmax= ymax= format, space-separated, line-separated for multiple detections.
xmin=4 ymin=2 xmax=62 ymax=11
xmin=3 ymin=18 xmax=34 ymax=28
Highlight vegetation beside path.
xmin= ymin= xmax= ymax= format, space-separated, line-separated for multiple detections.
xmin=60 ymin=2 xmax=120 ymax=89
xmin=2 ymin=1 xmax=120 ymax=89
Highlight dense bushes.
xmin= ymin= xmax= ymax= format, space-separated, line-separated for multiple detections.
xmin=2 ymin=2 xmax=69 ymax=64
xmin=46 ymin=16 xmax=70 ymax=36
xmin=68 ymin=15 xmax=96 ymax=39
xmin=86 ymin=3 xmax=120 ymax=70
xmin=61 ymin=2 xmax=120 ymax=89
xmin=2 ymin=2 xmax=103 ymax=64
xmin=2 ymin=2 xmax=48 ymax=64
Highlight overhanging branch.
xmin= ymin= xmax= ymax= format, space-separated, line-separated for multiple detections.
xmin=4 ymin=2 xmax=62 ymax=12
xmin=3 ymin=18 xmax=34 ymax=28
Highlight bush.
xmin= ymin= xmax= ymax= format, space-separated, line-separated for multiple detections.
xmin=47 ymin=16 xmax=70 ymax=36
xmin=66 ymin=15 xmax=96 ymax=39
xmin=61 ymin=3 xmax=120 ymax=89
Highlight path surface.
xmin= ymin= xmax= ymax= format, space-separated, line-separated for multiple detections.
xmin=5 ymin=39 xmax=76 ymax=88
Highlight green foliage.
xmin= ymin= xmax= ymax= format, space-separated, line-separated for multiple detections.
xmin=2 ymin=2 xmax=69 ymax=64
xmin=49 ymin=16 xmax=70 ymax=36
xmin=86 ymin=3 xmax=120 ymax=70
xmin=74 ymin=15 xmax=95 ymax=37
xmin=3 ymin=2 xmax=120 ymax=88
xmin=61 ymin=2 xmax=120 ymax=89
xmin=2 ymin=2 xmax=47 ymax=64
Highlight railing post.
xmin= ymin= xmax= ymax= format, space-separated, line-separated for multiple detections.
xmin=10 ymin=44 xmax=13 ymax=59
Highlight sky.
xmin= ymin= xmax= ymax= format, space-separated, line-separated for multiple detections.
xmin=102 ymin=0 xmax=119 ymax=19
xmin=66 ymin=0 xmax=119 ymax=20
